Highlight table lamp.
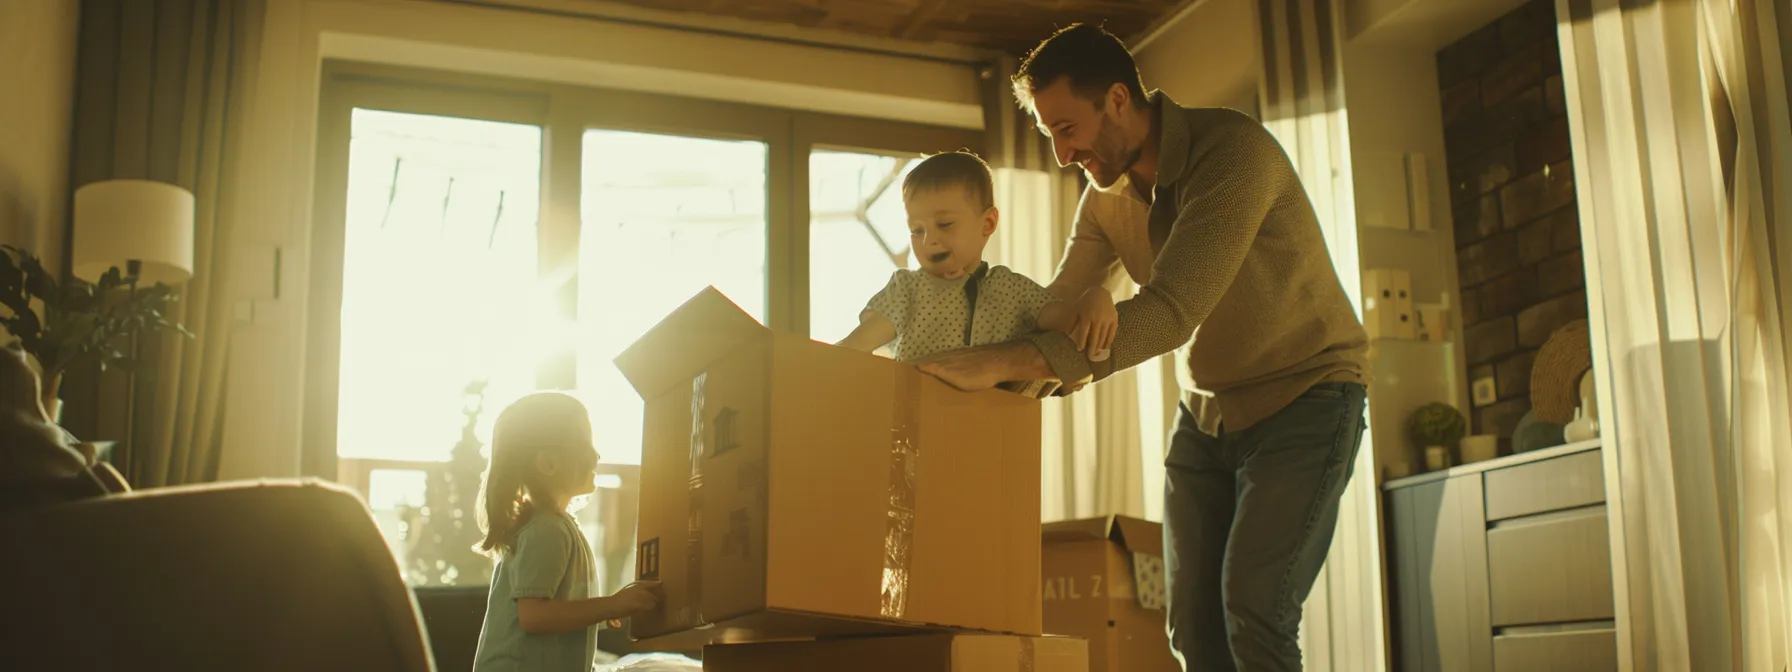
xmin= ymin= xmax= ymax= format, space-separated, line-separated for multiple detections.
xmin=72 ymin=178 xmax=196 ymax=286
xmin=71 ymin=178 xmax=197 ymax=471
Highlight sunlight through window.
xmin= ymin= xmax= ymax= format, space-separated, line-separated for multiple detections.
xmin=336 ymin=109 xmax=543 ymax=579
xmin=338 ymin=109 xmax=542 ymax=462
xmin=575 ymin=130 xmax=769 ymax=466
xmin=809 ymin=150 xmax=921 ymax=345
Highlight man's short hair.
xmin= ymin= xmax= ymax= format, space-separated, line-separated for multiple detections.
xmin=902 ymin=150 xmax=995 ymax=211
xmin=1011 ymin=23 xmax=1147 ymax=111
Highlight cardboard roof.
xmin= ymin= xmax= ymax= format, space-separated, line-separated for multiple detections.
xmin=613 ymin=286 xmax=770 ymax=398
xmin=1040 ymin=514 xmax=1164 ymax=558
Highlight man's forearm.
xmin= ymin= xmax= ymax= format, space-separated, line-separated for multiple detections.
xmin=1020 ymin=331 xmax=1095 ymax=383
xmin=990 ymin=339 xmax=1058 ymax=381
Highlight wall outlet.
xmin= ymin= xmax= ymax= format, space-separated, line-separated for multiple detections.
xmin=1471 ymin=375 xmax=1498 ymax=407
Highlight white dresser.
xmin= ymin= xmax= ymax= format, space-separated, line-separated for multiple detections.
xmin=1383 ymin=440 xmax=1618 ymax=672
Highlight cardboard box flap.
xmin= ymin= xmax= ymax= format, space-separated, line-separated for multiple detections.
xmin=1040 ymin=517 xmax=1112 ymax=544
xmin=1041 ymin=515 xmax=1163 ymax=558
xmin=613 ymin=286 xmax=769 ymax=397
xmin=1112 ymin=516 xmax=1163 ymax=558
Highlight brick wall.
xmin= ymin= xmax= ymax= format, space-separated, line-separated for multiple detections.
xmin=1438 ymin=0 xmax=1588 ymax=446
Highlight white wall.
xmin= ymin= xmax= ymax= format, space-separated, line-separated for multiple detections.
xmin=1343 ymin=33 xmax=1470 ymax=479
xmin=1344 ymin=40 xmax=1460 ymax=318
xmin=218 ymin=0 xmax=989 ymax=478
xmin=0 ymin=0 xmax=81 ymax=272
xmin=1134 ymin=0 xmax=1262 ymax=115
xmin=1344 ymin=0 xmax=1530 ymax=478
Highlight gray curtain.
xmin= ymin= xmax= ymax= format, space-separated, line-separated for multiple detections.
xmin=62 ymin=0 xmax=262 ymax=487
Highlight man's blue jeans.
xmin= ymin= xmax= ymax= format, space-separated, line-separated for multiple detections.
xmin=1163 ymin=382 xmax=1367 ymax=671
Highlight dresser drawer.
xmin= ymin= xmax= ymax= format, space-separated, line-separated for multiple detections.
xmin=1493 ymin=628 xmax=1618 ymax=672
xmin=1486 ymin=507 xmax=1615 ymax=626
xmin=1483 ymin=449 xmax=1605 ymax=522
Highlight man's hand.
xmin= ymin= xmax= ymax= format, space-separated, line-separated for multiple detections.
xmin=912 ymin=341 xmax=1056 ymax=392
xmin=1068 ymin=288 xmax=1117 ymax=361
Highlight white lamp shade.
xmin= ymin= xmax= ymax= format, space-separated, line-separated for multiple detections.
xmin=72 ymin=179 xmax=196 ymax=285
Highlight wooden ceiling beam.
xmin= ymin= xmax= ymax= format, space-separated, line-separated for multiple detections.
xmin=892 ymin=0 xmax=949 ymax=39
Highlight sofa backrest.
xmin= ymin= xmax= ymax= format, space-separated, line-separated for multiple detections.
xmin=0 ymin=479 xmax=435 ymax=671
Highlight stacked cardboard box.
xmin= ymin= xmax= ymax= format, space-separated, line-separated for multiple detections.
xmin=703 ymin=632 xmax=1088 ymax=671
xmin=1042 ymin=516 xmax=1180 ymax=672
xmin=616 ymin=288 xmax=1085 ymax=671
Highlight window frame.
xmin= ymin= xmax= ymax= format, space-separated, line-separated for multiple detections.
xmin=304 ymin=60 xmax=983 ymax=479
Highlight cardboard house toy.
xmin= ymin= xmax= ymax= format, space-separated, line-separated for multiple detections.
xmin=703 ymin=633 xmax=1089 ymax=672
xmin=1041 ymin=515 xmax=1179 ymax=672
xmin=615 ymin=287 xmax=1045 ymax=648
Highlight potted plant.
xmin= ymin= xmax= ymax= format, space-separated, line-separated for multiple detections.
xmin=0 ymin=245 xmax=192 ymax=420
xmin=1407 ymin=402 xmax=1467 ymax=471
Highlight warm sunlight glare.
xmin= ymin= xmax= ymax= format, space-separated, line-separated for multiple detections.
xmin=808 ymin=150 xmax=922 ymax=345
xmin=338 ymin=109 xmax=543 ymax=465
xmin=576 ymin=130 xmax=768 ymax=465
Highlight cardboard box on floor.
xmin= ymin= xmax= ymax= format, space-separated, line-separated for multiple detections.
xmin=702 ymin=633 xmax=1089 ymax=672
xmin=1042 ymin=515 xmax=1179 ymax=672
xmin=616 ymin=287 xmax=1043 ymax=648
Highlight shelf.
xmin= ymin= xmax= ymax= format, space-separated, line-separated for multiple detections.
xmin=1382 ymin=439 xmax=1604 ymax=491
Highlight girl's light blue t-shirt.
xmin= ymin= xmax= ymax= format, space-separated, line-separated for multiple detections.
xmin=473 ymin=510 xmax=597 ymax=672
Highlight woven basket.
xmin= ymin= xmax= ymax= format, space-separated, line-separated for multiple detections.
xmin=1531 ymin=319 xmax=1591 ymax=424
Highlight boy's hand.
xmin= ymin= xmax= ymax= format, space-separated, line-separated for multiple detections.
xmin=1069 ymin=288 xmax=1117 ymax=361
xmin=612 ymin=580 xmax=662 ymax=616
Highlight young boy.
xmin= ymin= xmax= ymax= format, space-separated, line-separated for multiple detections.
xmin=837 ymin=151 xmax=1116 ymax=386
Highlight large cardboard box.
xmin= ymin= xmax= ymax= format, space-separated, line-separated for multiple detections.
xmin=702 ymin=633 xmax=1089 ymax=672
xmin=1041 ymin=515 xmax=1179 ymax=672
xmin=617 ymin=288 xmax=1044 ymax=647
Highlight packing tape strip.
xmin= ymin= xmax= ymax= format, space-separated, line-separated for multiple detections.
xmin=1018 ymin=636 xmax=1036 ymax=672
xmin=682 ymin=372 xmax=709 ymax=629
xmin=879 ymin=367 xmax=919 ymax=619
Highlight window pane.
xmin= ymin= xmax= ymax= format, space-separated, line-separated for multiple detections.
xmin=335 ymin=109 xmax=541 ymax=587
xmin=576 ymin=130 xmax=769 ymax=466
xmin=808 ymin=150 xmax=919 ymax=345
xmin=337 ymin=109 xmax=542 ymax=463
xmin=367 ymin=468 xmax=428 ymax=572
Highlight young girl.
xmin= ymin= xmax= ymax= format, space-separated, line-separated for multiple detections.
xmin=472 ymin=391 xmax=660 ymax=672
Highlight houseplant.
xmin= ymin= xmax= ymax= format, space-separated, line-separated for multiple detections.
xmin=0 ymin=245 xmax=191 ymax=419
xmin=1407 ymin=402 xmax=1467 ymax=471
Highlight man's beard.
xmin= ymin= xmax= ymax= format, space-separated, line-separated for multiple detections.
xmin=1083 ymin=114 xmax=1140 ymax=188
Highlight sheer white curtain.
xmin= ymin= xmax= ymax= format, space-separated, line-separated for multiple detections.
xmin=1556 ymin=0 xmax=1792 ymax=668
xmin=1255 ymin=1 xmax=1387 ymax=669
xmin=978 ymin=56 xmax=1179 ymax=523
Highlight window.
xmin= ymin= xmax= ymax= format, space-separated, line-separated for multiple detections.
xmin=311 ymin=64 xmax=980 ymax=588
xmin=807 ymin=150 xmax=921 ymax=346
xmin=576 ymin=130 xmax=769 ymax=467
xmin=336 ymin=109 xmax=542 ymax=463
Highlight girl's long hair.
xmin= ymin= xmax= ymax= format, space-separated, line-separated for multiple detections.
xmin=477 ymin=391 xmax=592 ymax=556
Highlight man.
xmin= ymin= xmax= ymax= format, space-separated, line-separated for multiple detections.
xmin=914 ymin=24 xmax=1370 ymax=671
xmin=0 ymin=340 xmax=116 ymax=511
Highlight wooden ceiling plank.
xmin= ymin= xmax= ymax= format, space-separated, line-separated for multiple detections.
xmin=891 ymin=0 xmax=949 ymax=40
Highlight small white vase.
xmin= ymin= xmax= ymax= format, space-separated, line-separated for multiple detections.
xmin=1564 ymin=400 xmax=1600 ymax=442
